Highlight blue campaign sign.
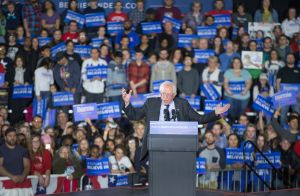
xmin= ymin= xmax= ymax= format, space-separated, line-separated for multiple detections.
xmin=86 ymin=157 xmax=110 ymax=176
xmin=72 ymin=144 xmax=79 ymax=152
xmin=150 ymin=121 xmax=198 ymax=135
xmin=108 ymin=174 xmax=129 ymax=187
xmin=255 ymin=39 xmax=264 ymax=51
xmin=141 ymin=22 xmax=162 ymax=34
xmin=85 ymin=12 xmax=106 ymax=27
xmin=91 ymin=38 xmax=104 ymax=48
xmin=51 ymin=42 xmax=66 ymax=59
xmin=204 ymin=100 xmax=228 ymax=114
xmin=130 ymin=94 xmax=146 ymax=108
xmin=185 ymin=96 xmax=201 ymax=110
xmin=213 ymin=14 xmax=232 ymax=27
xmin=225 ymin=148 xmax=253 ymax=164
xmin=52 ymin=92 xmax=75 ymax=107
xmin=38 ymin=37 xmax=52 ymax=47
xmin=229 ymin=81 xmax=245 ymax=94
xmin=253 ymin=95 xmax=275 ymax=116
xmin=256 ymin=152 xmax=281 ymax=169
xmin=73 ymin=103 xmax=98 ymax=122
xmin=200 ymin=83 xmax=221 ymax=100
xmin=86 ymin=65 xmax=108 ymax=79
xmin=162 ymin=16 xmax=182 ymax=33
xmin=232 ymin=124 xmax=246 ymax=137
xmin=43 ymin=109 xmax=56 ymax=128
xmin=74 ymin=45 xmax=92 ymax=59
xmin=12 ymin=85 xmax=33 ymax=99
xmin=0 ymin=73 xmax=5 ymax=86
xmin=177 ymin=34 xmax=199 ymax=48
xmin=106 ymin=83 xmax=127 ymax=90
xmin=175 ymin=63 xmax=184 ymax=72
xmin=64 ymin=10 xmax=85 ymax=28
xmin=272 ymin=91 xmax=297 ymax=109
xmin=152 ymin=80 xmax=172 ymax=93
xmin=196 ymin=157 xmax=206 ymax=174
xmin=97 ymin=102 xmax=121 ymax=120
xmin=280 ymin=83 xmax=300 ymax=94
xmin=194 ymin=49 xmax=215 ymax=63
xmin=197 ymin=26 xmax=217 ymax=39
xmin=33 ymin=97 xmax=48 ymax=119
xmin=107 ymin=22 xmax=124 ymax=34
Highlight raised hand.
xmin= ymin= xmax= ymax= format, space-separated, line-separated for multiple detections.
xmin=215 ymin=104 xmax=231 ymax=115
xmin=121 ymin=88 xmax=132 ymax=107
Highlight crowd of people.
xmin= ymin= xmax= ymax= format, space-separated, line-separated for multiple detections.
xmin=0 ymin=0 xmax=299 ymax=194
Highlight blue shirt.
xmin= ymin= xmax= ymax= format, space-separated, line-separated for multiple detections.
xmin=219 ymin=52 xmax=241 ymax=72
xmin=115 ymin=30 xmax=140 ymax=50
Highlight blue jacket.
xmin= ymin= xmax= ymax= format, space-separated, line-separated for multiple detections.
xmin=254 ymin=9 xmax=279 ymax=23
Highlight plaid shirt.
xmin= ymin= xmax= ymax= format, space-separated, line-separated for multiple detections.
xmin=128 ymin=61 xmax=150 ymax=93
xmin=22 ymin=2 xmax=41 ymax=36
xmin=128 ymin=9 xmax=146 ymax=26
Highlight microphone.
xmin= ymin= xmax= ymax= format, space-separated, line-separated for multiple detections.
xmin=171 ymin=109 xmax=177 ymax=121
xmin=164 ymin=108 xmax=170 ymax=121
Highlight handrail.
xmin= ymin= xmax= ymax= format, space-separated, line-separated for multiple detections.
xmin=242 ymin=140 xmax=283 ymax=191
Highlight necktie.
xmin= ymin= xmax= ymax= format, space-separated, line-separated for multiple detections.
xmin=164 ymin=105 xmax=170 ymax=121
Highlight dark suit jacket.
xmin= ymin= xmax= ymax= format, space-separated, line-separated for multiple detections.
xmin=123 ymin=97 xmax=220 ymax=160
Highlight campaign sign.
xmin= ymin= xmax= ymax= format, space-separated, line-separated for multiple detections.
xmin=280 ymin=83 xmax=300 ymax=94
xmin=130 ymin=94 xmax=145 ymax=108
xmin=197 ymin=26 xmax=217 ymax=39
xmin=85 ymin=12 xmax=106 ymax=27
xmin=229 ymin=81 xmax=245 ymax=94
xmin=52 ymin=92 xmax=74 ymax=107
xmin=51 ymin=42 xmax=66 ymax=58
xmin=73 ymin=103 xmax=98 ymax=122
xmin=225 ymin=148 xmax=253 ymax=164
xmin=175 ymin=63 xmax=184 ymax=72
xmin=253 ymin=95 xmax=275 ymax=116
xmin=141 ymin=22 xmax=162 ymax=34
xmin=64 ymin=10 xmax=85 ymax=28
xmin=204 ymin=100 xmax=228 ymax=114
xmin=97 ymin=102 xmax=121 ymax=120
xmin=12 ymin=85 xmax=33 ymax=99
xmin=272 ymin=91 xmax=297 ymax=108
xmin=178 ymin=34 xmax=198 ymax=48
xmin=74 ymin=45 xmax=92 ymax=59
xmin=72 ymin=144 xmax=79 ymax=152
xmin=232 ymin=124 xmax=246 ymax=137
xmin=213 ymin=14 xmax=232 ymax=27
xmin=91 ymin=38 xmax=104 ymax=48
xmin=162 ymin=16 xmax=182 ymax=33
xmin=200 ymin=83 xmax=220 ymax=100
xmin=196 ymin=157 xmax=206 ymax=174
xmin=86 ymin=157 xmax=110 ymax=176
xmin=256 ymin=152 xmax=281 ymax=169
xmin=43 ymin=109 xmax=56 ymax=128
xmin=194 ymin=49 xmax=215 ymax=63
xmin=38 ymin=37 xmax=52 ymax=47
xmin=107 ymin=22 xmax=124 ymax=34
xmin=185 ymin=96 xmax=201 ymax=110
xmin=152 ymin=80 xmax=172 ymax=93
xmin=86 ymin=66 xmax=108 ymax=79
xmin=33 ymin=97 xmax=48 ymax=119
xmin=108 ymin=174 xmax=129 ymax=187
xmin=0 ymin=73 xmax=4 ymax=86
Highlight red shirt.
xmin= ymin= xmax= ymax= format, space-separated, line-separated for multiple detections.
xmin=62 ymin=31 xmax=79 ymax=42
xmin=30 ymin=150 xmax=52 ymax=175
xmin=128 ymin=61 xmax=150 ymax=93
xmin=205 ymin=10 xmax=232 ymax=16
xmin=107 ymin=12 xmax=128 ymax=22
xmin=155 ymin=7 xmax=182 ymax=21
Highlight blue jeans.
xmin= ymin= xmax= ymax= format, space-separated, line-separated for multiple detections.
xmin=280 ymin=97 xmax=300 ymax=127
xmin=225 ymin=96 xmax=249 ymax=121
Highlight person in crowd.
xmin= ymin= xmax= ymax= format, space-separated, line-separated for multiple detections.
xmin=128 ymin=0 xmax=146 ymax=27
xmin=31 ymin=115 xmax=43 ymax=134
xmin=241 ymin=124 xmax=257 ymax=149
xmin=77 ymin=138 xmax=89 ymax=160
xmin=0 ymin=43 xmax=12 ymax=73
xmin=48 ymin=29 xmax=63 ymax=47
xmin=155 ymin=0 xmax=181 ymax=21
xmin=22 ymin=0 xmax=42 ymax=37
xmin=177 ymin=54 xmax=199 ymax=98
xmin=115 ymin=19 xmax=140 ymax=51
xmin=206 ymin=0 xmax=232 ymax=16
xmin=182 ymin=0 xmax=203 ymax=31
xmin=0 ymin=127 xmax=32 ymax=195
xmin=157 ymin=21 xmax=178 ymax=50
xmin=6 ymin=32 xmax=21 ymax=61
xmin=103 ymin=120 xmax=120 ymax=142
xmin=41 ymin=0 xmax=60 ymax=35
xmin=109 ymin=144 xmax=135 ymax=174
xmin=128 ymin=49 xmax=150 ymax=95
xmin=107 ymin=0 xmax=128 ymax=22
xmin=276 ymin=35 xmax=291 ymax=60
xmin=125 ymin=136 xmax=140 ymax=166
xmin=93 ymin=135 xmax=105 ymax=157
xmin=61 ymin=0 xmax=81 ymax=31
xmin=281 ymin=7 xmax=300 ymax=39
xmin=64 ymin=40 xmax=82 ymax=66
xmin=252 ymin=73 xmax=274 ymax=101
xmin=4 ymin=1 xmax=21 ymax=34
xmin=223 ymin=57 xmax=252 ymax=121
xmin=212 ymin=36 xmax=224 ymax=56
xmin=219 ymin=41 xmax=241 ymax=72
xmin=81 ymin=48 xmax=107 ymax=103
xmin=29 ymin=133 xmax=52 ymax=194
xmin=232 ymin=3 xmax=252 ymax=28
xmin=62 ymin=20 xmax=79 ymax=43
xmin=84 ymin=0 xmax=105 ymax=38
xmin=99 ymin=44 xmax=112 ymax=64
xmin=254 ymin=0 xmax=279 ymax=23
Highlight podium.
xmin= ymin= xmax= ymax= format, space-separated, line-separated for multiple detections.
xmin=148 ymin=121 xmax=198 ymax=196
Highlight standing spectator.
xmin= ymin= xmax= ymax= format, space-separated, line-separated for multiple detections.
xmin=41 ymin=0 xmax=60 ymax=35
xmin=6 ymin=32 xmax=21 ymax=61
xmin=31 ymin=115 xmax=44 ymax=134
xmin=81 ymin=48 xmax=107 ymax=103
xmin=219 ymin=41 xmax=241 ymax=72
xmin=223 ymin=58 xmax=252 ymax=121
xmin=62 ymin=20 xmax=79 ymax=43
xmin=128 ymin=49 xmax=150 ymax=95
xmin=254 ymin=0 xmax=279 ymax=23
xmin=182 ymin=0 xmax=204 ymax=31
xmin=99 ymin=44 xmax=112 ymax=64
xmin=22 ymin=0 xmax=42 ymax=37
xmin=212 ymin=36 xmax=224 ymax=56
xmin=0 ymin=127 xmax=32 ymax=195
xmin=205 ymin=0 xmax=232 ymax=16
xmin=155 ymin=0 xmax=182 ymax=21
xmin=64 ymin=40 xmax=82 ymax=66
xmin=53 ymin=52 xmax=81 ymax=104
xmin=84 ymin=0 xmax=105 ymax=38
xmin=177 ymin=55 xmax=199 ymax=98
xmin=276 ymin=53 xmax=300 ymax=126
xmin=29 ymin=133 xmax=52 ymax=194
xmin=48 ymin=29 xmax=63 ymax=47
xmin=276 ymin=35 xmax=292 ymax=60
xmin=0 ymin=43 xmax=12 ymax=73
xmin=253 ymin=73 xmax=274 ymax=101
xmin=281 ymin=7 xmax=300 ymax=38
xmin=128 ymin=0 xmax=146 ymax=27
xmin=115 ymin=20 xmax=140 ymax=51
xmin=107 ymin=0 xmax=128 ymax=22
xmin=232 ymin=3 xmax=252 ymax=28
xmin=150 ymin=49 xmax=177 ymax=91
xmin=135 ymin=35 xmax=152 ymax=58
xmin=4 ymin=1 xmax=20 ymax=34
xmin=157 ymin=21 xmax=178 ymax=51
xmin=61 ymin=0 xmax=82 ymax=31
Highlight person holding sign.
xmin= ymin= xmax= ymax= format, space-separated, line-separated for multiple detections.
xmin=122 ymin=81 xmax=230 ymax=161
xmin=84 ymin=0 xmax=105 ymax=38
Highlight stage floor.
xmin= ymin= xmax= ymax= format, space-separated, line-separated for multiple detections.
xmin=49 ymin=187 xmax=300 ymax=196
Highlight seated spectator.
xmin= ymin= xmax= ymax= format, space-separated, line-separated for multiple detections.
xmin=182 ymin=0 xmax=204 ymax=31
xmin=107 ymin=0 xmax=128 ymax=22
xmin=41 ymin=0 xmax=60 ymax=35
xmin=155 ymin=0 xmax=182 ymax=21
xmin=254 ymin=0 xmax=279 ymax=23
xmin=109 ymin=144 xmax=135 ymax=174
xmin=281 ymin=7 xmax=300 ymax=38
xmin=62 ymin=20 xmax=79 ymax=43
xmin=232 ymin=3 xmax=252 ymax=28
